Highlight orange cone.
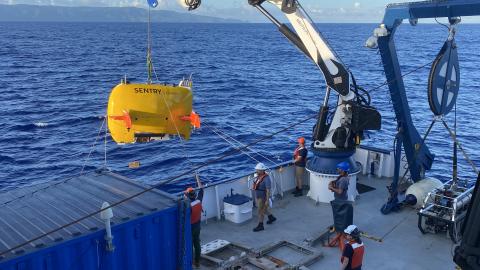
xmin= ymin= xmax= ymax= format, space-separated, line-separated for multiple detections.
xmin=109 ymin=110 xmax=132 ymax=129
xmin=181 ymin=111 xmax=201 ymax=129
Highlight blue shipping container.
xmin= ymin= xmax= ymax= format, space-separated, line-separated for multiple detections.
xmin=0 ymin=170 xmax=192 ymax=270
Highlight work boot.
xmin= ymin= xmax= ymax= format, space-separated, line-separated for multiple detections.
xmin=193 ymin=261 xmax=200 ymax=269
xmin=294 ymin=188 xmax=303 ymax=197
xmin=253 ymin=222 xmax=264 ymax=232
xmin=291 ymin=187 xmax=300 ymax=194
xmin=266 ymin=215 xmax=277 ymax=225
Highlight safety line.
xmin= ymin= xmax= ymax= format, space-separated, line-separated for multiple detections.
xmin=206 ymin=124 xmax=262 ymax=164
xmin=0 ymin=113 xmax=317 ymax=257
xmin=203 ymin=123 xmax=285 ymax=196
xmin=146 ymin=5 xmax=153 ymax=83
xmin=147 ymin=8 xmax=212 ymax=183
xmin=151 ymin=68 xmax=211 ymax=182
xmin=104 ymin=116 xmax=108 ymax=169
xmin=81 ymin=116 xmax=106 ymax=174
xmin=380 ymin=214 xmax=410 ymax=241
xmin=441 ymin=119 xmax=479 ymax=174
xmin=203 ymin=122 xmax=284 ymax=168
xmin=367 ymin=60 xmax=435 ymax=94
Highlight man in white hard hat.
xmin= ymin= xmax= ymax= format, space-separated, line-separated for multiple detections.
xmin=341 ymin=225 xmax=365 ymax=270
xmin=252 ymin=162 xmax=276 ymax=232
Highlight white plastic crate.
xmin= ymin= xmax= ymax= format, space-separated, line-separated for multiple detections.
xmin=223 ymin=195 xmax=253 ymax=224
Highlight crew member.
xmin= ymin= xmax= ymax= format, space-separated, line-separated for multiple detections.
xmin=327 ymin=161 xmax=353 ymax=250
xmin=252 ymin=162 xmax=276 ymax=232
xmin=293 ymin=137 xmax=308 ymax=197
xmin=185 ymin=173 xmax=204 ymax=268
xmin=329 ymin=161 xmax=350 ymax=201
xmin=341 ymin=225 xmax=365 ymax=270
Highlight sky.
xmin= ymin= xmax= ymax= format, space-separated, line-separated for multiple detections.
xmin=1 ymin=0 xmax=479 ymax=23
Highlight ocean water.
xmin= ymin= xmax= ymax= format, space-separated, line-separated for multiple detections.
xmin=1 ymin=22 xmax=479 ymax=193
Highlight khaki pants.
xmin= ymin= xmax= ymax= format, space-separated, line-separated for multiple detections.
xmin=256 ymin=197 xmax=271 ymax=223
xmin=295 ymin=166 xmax=305 ymax=189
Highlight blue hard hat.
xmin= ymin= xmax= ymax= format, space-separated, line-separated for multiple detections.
xmin=337 ymin=161 xmax=350 ymax=172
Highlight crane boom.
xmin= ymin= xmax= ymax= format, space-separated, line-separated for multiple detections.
xmin=249 ymin=0 xmax=350 ymax=96
xmin=178 ymin=0 xmax=381 ymax=174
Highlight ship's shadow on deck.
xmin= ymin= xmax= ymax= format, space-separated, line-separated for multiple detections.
xmin=201 ymin=175 xmax=455 ymax=270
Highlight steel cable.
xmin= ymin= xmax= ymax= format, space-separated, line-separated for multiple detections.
xmin=0 ymin=113 xmax=316 ymax=257
xmin=441 ymin=119 xmax=479 ymax=174
xmin=81 ymin=116 xmax=106 ymax=174
xmin=366 ymin=60 xmax=435 ymax=94
xmin=203 ymin=122 xmax=285 ymax=168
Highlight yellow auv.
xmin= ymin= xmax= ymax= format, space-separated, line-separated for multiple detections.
xmin=107 ymin=82 xmax=198 ymax=144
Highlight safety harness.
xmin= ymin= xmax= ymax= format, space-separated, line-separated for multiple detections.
xmin=190 ymin=199 xmax=202 ymax=224
xmin=293 ymin=146 xmax=306 ymax=161
xmin=341 ymin=241 xmax=365 ymax=269
xmin=253 ymin=174 xmax=268 ymax=191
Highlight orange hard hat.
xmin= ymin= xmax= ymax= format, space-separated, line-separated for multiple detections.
xmin=298 ymin=137 xmax=305 ymax=144
xmin=185 ymin=187 xmax=195 ymax=195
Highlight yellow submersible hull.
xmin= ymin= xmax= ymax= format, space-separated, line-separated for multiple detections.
xmin=107 ymin=82 xmax=200 ymax=144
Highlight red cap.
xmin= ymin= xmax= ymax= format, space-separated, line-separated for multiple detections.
xmin=185 ymin=187 xmax=195 ymax=195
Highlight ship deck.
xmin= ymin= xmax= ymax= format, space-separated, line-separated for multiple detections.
xmin=200 ymin=175 xmax=455 ymax=270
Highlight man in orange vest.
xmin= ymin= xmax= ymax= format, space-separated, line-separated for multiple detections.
xmin=252 ymin=163 xmax=276 ymax=232
xmin=293 ymin=137 xmax=308 ymax=197
xmin=341 ymin=225 xmax=365 ymax=270
xmin=185 ymin=173 xmax=204 ymax=268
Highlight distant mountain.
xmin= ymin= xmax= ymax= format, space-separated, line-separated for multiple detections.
xmin=0 ymin=4 xmax=243 ymax=23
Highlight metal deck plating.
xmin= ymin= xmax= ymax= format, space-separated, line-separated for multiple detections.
xmin=200 ymin=174 xmax=455 ymax=270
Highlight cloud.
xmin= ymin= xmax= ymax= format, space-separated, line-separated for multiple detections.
xmin=297 ymin=6 xmax=387 ymax=23
xmin=8 ymin=0 xmax=467 ymax=23
xmin=310 ymin=8 xmax=324 ymax=14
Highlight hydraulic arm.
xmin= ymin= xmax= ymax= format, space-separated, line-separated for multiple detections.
xmin=178 ymin=0 xmax=380 ymax=164
xmin=248 ymin=1 xmax=380 ymax=169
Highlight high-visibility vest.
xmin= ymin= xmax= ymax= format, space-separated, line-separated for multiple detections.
xmin=253 ymin=174 xmax=268 ymax=191
xmin=346 ymin=241 xmax=364 ymax=269
xmin=190 ymin=199 xmax=202 ymax=224
xmin=293 ymin=146 xmax=305 ymax=160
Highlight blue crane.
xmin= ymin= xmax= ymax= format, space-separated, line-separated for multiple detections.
xmin=367 ymin=0 xmax=480 ymax=215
